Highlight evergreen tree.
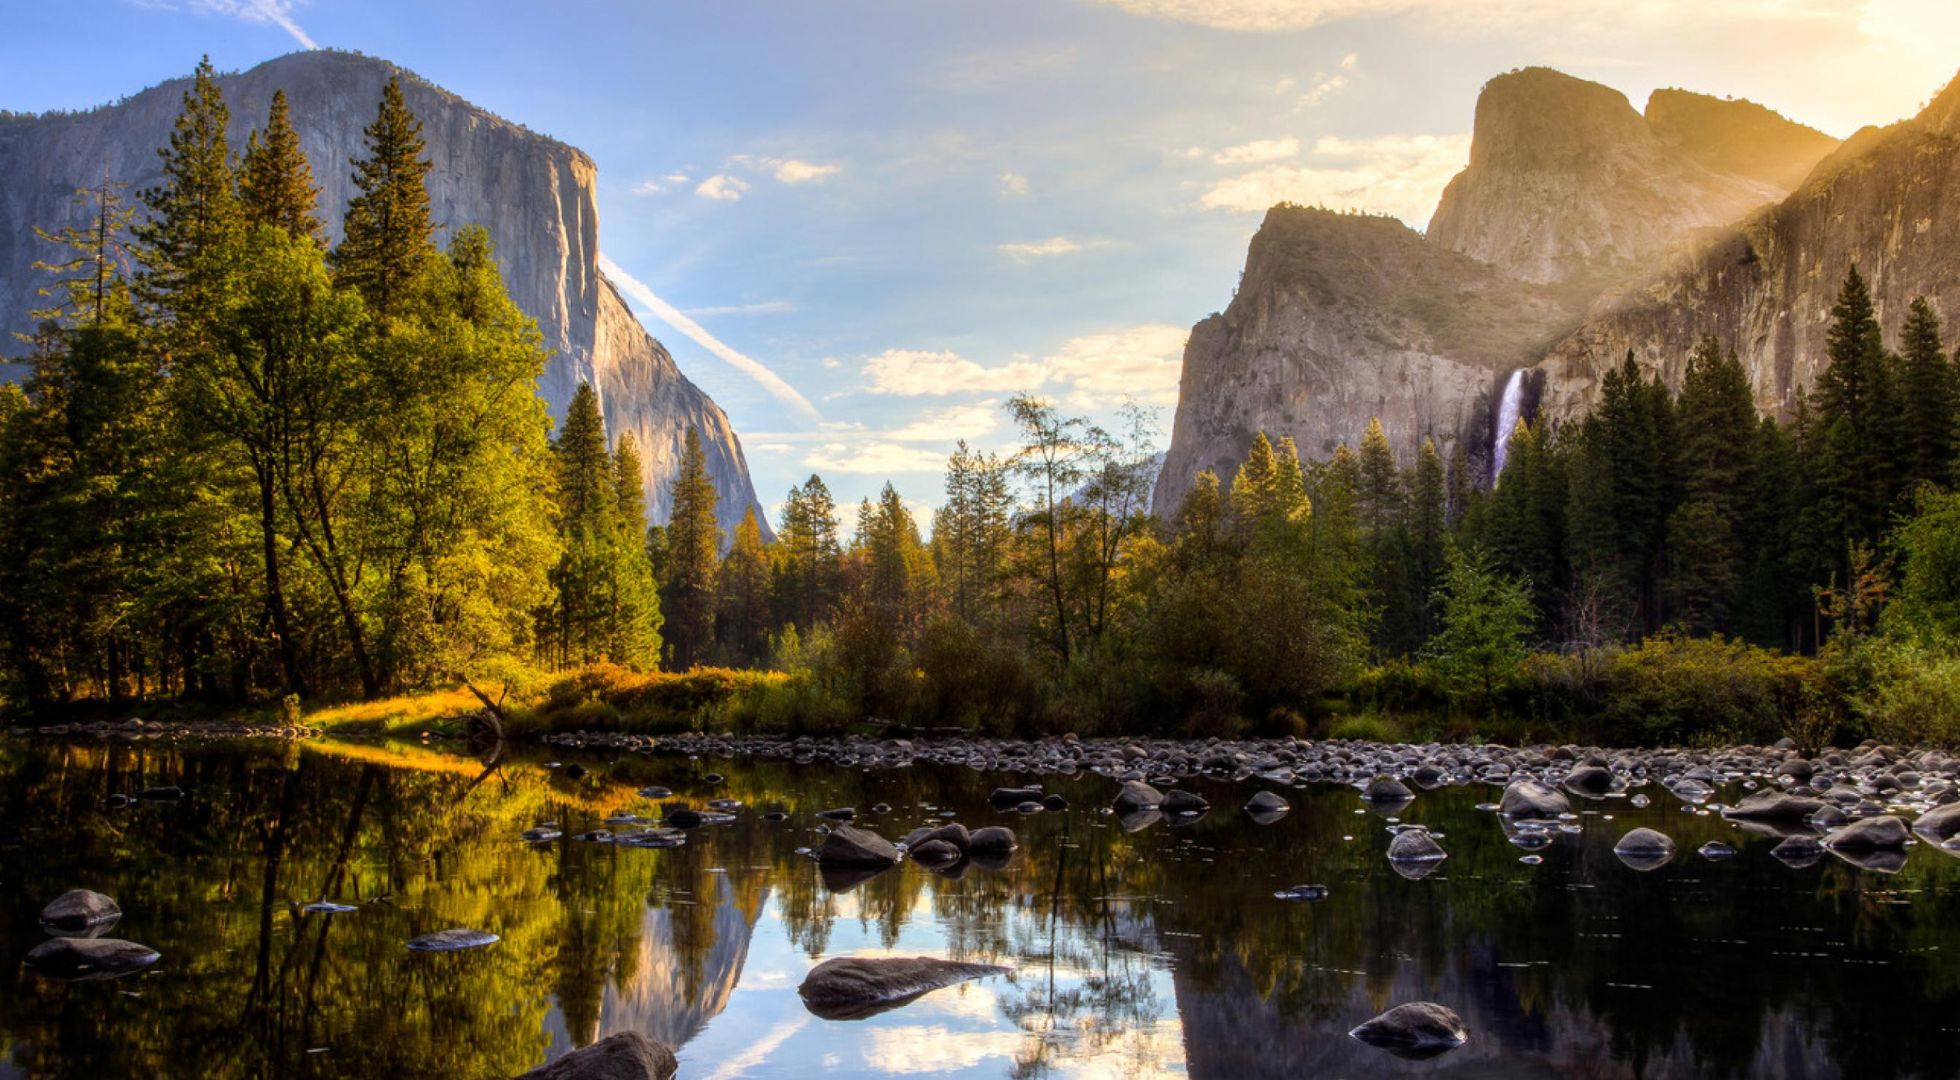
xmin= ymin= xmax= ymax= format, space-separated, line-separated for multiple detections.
xmin=662 ymin=428 xmax=720 ymax=669
xmin=605 ymin=432 xmax=663 ymax=665
xmin=1896 ymin=296 xmax=1956 ymax=493
xmin=333 ymin=76 xmax=434 ymax=317
xmin=1663 ymin=336 xmax=1757 ymax=632
xmin=1816 ymin=265 xmax=1901 ymax=552
xmin=134 ymin=55 xmax=240 ymax=332
xmin=933 ymin=441 xmax=1011 ymax=626
xmin=1355 ymin=417 xmax=1403 ymax=541
xmin=717 ymin=507 xmax=770 ymax=664
xmin=1427 ymin=542 xmax=1537 ymax=715
xmin=28 ymin=172 xmax=135 ymax=330
xmin=549 ymin=384 xmax=613 ymax=664
xmin=238 ymin=89 xmax=323 ymax=242
xmin=773 ymin=474 xmax=841 ymax=633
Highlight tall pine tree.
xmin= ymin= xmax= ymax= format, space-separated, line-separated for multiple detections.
xmin=333 ymin=76 xmax=434 ymax=317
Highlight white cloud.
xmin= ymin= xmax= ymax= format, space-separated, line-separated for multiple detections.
xmin=1081 ymin=0 xmax=1807 ymax=33
xmin=1199 ymin=132 xmax=1471 ymax=227
xmin=999 ymin=171 xmax=1031 ymax=198
xmin=806 ymin=442 xmax=950 ymax=475
xmin=997 ymin=236 xmax=1106 ymax=261
xmin=771 ymin=159 xmax=841 ymax=183
xmin=885 ymin=401 xmax=1001 ymax=442
xmin=190 ymin=0 xmax=316 ymax=48
xmin=695 ymin=174 xmax=750 ymax=201
xmin=1297 ymin=54 xmax=1358 ymax=108
xmin=632 ymin=173 xmax=692 ymax=195
xmin=598 ymin=254 xmax=822 ymax=426
xmin=682 ymin=299 xmax=797 ymax=317
xmin=1209 ymin=137 xmax=1301 ymax=164
xmin=859 ymin=324 xmax=1187 ymax=408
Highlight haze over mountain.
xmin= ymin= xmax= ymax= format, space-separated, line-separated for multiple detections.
xmin=1152 ymin=64 xmax=1956 ymax=514
xmin=0 ymin=50 xmax=768 ymax=538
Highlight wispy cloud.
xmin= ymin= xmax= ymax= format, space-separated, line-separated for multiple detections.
xmin=728 ymin=155 xmax=843 ymax=185
xmin=190 ymin=0 xmax=317 ymax=48
xmin=999 ymin=171 xmax=1031 ymax=198
xmin=631 ymin=173 xmax=690 ymax=195
xmin=860 ymin=324 xmax=1187 ymax=408
xmin=996 ymin=236 xmax=1105 ymax=261
xmin=1199 ymin=132 xmax=1470 ymax=226
xmin=1208 ymin=137 xmax=1301 ymax=164
xmin=695 ymin=174 xmax=750 ymax=201
xmin=1297 ymin=52 xmax=1358 ymax=108
xmin=598 ymin=253 xmax=822 ymax=426
xmin=1082 ymin=0 xmax=1851 ymax=37
xmin=682 ymin=299 xmax=798 ymax=317
xmin=806 ymin=442 xmax=950 ymax=475
xmin=885 ymin=401 xmax=1001 ymax=442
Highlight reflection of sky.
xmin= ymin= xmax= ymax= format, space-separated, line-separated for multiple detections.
xmin=676 ymin=893 xmax=1186 ymax=1079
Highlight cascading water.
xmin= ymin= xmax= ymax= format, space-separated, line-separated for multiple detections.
xmin=1491 ymin=369 xmax=1526 ymax=483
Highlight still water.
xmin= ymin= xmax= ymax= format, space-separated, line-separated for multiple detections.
xmin=3 ymin=738 xmax=1958 ymax=1079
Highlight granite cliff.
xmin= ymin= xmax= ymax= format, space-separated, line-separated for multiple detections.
xmin=1156 ymin=67 xmax=1848 ymax=514
xmin=0 ymin=50 xmax=766 ymax=538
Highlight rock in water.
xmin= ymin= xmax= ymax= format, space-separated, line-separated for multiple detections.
xmin=24 ymin=937 xmax=160 ymax=981
xmin=1244 ymin=791 xmax=1291 ymax=818
xmin=1563 ymin=765 xmax=1613 ymax=794
xmin=40 ymin=889 xmax=122 ymax=934
xmin=1499 ymin=779 xmax=1571 ymax=820
xmin=1275 ymin=884 xmax=1328 ymax=902
xmin=517 ymin=1032 xmax=678 ymax=1080
xmin=908 ymin=839 xmax=963 ymax=867
xmin=1387 ymin=829 xmax=1448 ymax=863
xmin=1826 ymin=814 xmax=1910 ymax=851
xmin=1914 ymin=802 xmax=1960 ymax=839
xmin=1363 ymin=775 xmax=1414 ymax=801
xmin=1161 ymin=789 xmax=1209 ymax=814
xmin=1111 ymin=780 xmax=1163 ymax=813
xmin=1724 ymin=792 xmax=1827 ymax=821
xmin=1771 ymin=835 xmax=1825 ymax=866
xmin=1349 ymin=1001 xmax=1469 ymax=1060
xmin=1698 ymin=841 xmax=1737 ymax=860
xmin=1613 ymin=827 xmax=1676 ymax=871
xmin=797 ymin=955 xmax=1010 ymax=1021
xmin=405 ymin=928 xmax=499 ymax=952
xmin=967 ymin=826 xmax=1018 ymax=853
xmin=818 ymin=824 xmax=900 ymax=869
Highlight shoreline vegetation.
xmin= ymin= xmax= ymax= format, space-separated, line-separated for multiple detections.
xmin=3 ymin=63 xmax=1959 ymax=754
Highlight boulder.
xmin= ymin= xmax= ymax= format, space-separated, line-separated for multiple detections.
xmin=39 ymin=889 xmax=121 ymax=934
xmin=1612 ymin=827 xmax=1676 ymax=871
xmin=1363 ymin=775 xmax=1414 ymax=801
xmin=1724 ymin=792 xmax=1826 ymax=821
xmin=517 ymin=1032 xmax=678 ymax=1080
xmin=1826 ymin=814 xmax=1910 ymax=851
xmin=1349 ymin=1002 xmax=1469 ymax=1059
xmin=1244 ymin=791 xmax=1291 ymax=817
xmin=1498 ymin=779 xmax=1570 ymax=819
xmin=1161 ymin=789 xmax=1209 ymax=814
xmin=908 ymin=840 xmax=963 ymax=866
xmin=1914 ymin=802 xmax=1960 ymax=839
xmin=818 ymin=824 xmax=900 ymax=869
xmin=1771 ymin=835 xmax=1825 ymax=865
xmin=23 ymin=937 xmax=160 ymax=981
xmin=1564 ymin=765 xmax=1613 ymax=793
xmin=1387 ymin=829 xmax=1448 ymax=863
xmin=988 ymin=786 xmax=1043 ymax=807
xmin=797 ymin=955 xmax=1010 ymax=1020
xmin=406 ymin=928 xmax=500 ymax=952
xmin=967 ymin=826 xmax=1018 ymax=854
xmin=1111 ymin=780 xmax=1163 ymax=813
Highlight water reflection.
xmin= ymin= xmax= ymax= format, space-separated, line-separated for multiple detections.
xmin=1 ymin=739 xmax=1958 ymax=1078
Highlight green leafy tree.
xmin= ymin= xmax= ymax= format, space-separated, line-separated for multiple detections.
xmin=1427 ymin=542 xmax=1537 ymax=715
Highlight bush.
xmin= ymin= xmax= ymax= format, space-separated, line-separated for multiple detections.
xmin=1866 ymin=641 xmax=1960 ymax=747
xmin=1328 ymin=712 xmax=1407 ymax=742
xmin=1597 ymin=634 xmax=1817 ymax=746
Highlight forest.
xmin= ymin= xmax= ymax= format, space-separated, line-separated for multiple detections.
xmin=3 ymin=59 xmax=1958 ymax=748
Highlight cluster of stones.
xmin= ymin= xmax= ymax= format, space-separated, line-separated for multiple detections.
xmin=13 ymin=716 xmax=320 ymax=742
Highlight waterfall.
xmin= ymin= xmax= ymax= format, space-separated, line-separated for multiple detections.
xmin=1492 ymin=369 xmax=1526 ymax=483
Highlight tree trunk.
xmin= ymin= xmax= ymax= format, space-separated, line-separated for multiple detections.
xmin=257 ymin=463 xmax=306 ymax=697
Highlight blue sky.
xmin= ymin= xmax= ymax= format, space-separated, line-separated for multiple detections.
xmin=4 ymin=0 xmax=1956 ymax=523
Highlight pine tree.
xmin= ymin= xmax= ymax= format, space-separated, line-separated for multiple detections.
xmin=717 ymin=507 xmax=770 ymax=664
xmin=1229 ymin=432 xmax=1282 ymax=526
xmin=239 ymin=89 xmax=323 ymax=243
xmin=774 ymin=474 xmax=841 ymax=633
xmin=1816 ymin=265 xmax=1901 ymax=550
xmin=1356 ymin=417 xmax=1403 ymax=541
xmin=28 ymin=171 xmax=135 ymax=330
xmin=333 ymin=76 xmax=434 ymax=317
xmin=1407 ymin=438 xmax=1448 ymax=643
xmin=134 ymin=56 xmax=240 ymax=330
xmin=1664 ymin=336 xmax=1757 ymax=633
xmin=555 ymin=384 xmax=611 ymax=525
xmin=549 ymin=383 xmax=612 ymax=663
xmin=606 ymin=432 xmax=662 ymax=665
xmin=1897 ymin=297 xmax=1956 ymax=493
xmin=662 ymin=428 xmax=720 ymax=668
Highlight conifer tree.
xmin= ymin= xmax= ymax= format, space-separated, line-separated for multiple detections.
xmin=1356 ymin=417 xmax=1403 ymax=541
xmin=662 ymin=428 xmax=720 ymax=669
xmin=29 ymin=172 xmax=135 ymax=329
xmin=134 ymin=56 xmax=240 ymax=330
xmin=717 ymin=507 xmax=770 ymax=664
xmin=774 ymin=474 xmax=841 ymax=633
xmin=1897 ymin=297 xmax=1956 ymax=492
xmin=1816 ymin=265 xmax=1901 ymax=551
xmin=239 ymin=89 xmax=323 ymax=243
xmin=334 ymin=76 xmax=434 ymax=317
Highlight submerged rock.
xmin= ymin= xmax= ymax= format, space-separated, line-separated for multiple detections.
xmin=24 ymin=937 xmax=160 ymax=981
xmin=303 ymin=901 xmax=358 ymax=914
xmin=516 ymin=1031 xmax=678 ymax=1080
xmin=818 ymin=824 xmax=900 ymax=868
xmin=1111 ymin=780 xmax=1163 ymax=813
xmin=1387 ymin=829 xmax=1448 ymax=863
xmin=908 ymin=839 xmax=963 ymax=867
xmin=967 ymin=826 xmax=1018 ymax=854
xmin=405 ymin=928 xmax=499 ymax=952
xmin=40 ymin=889 xmax=121 ymax=934
xmin=1161 ymin=789 xmax=1209 ymax=814
xmin=1274 ymin=884 xmax=1328 ymax=901
xmin=521 ymin=827 xmax=562 ymax=843
xmin=1913 ymin=802 xmax=1960 ymax=839
xmin=1244 ymin=791 xmax=1291 ymax=818
xmin=1771 ymin=835 xmax=1825 ymax=867
xmin=1826 ymin=814 xmax=1910 ymax=851
xmin=1724 ymin=792 xmax=1826 ymax=821
xmin=1698 ymin=841 xmax=1738 ymax=860
xmin=797 ymin=955 xmax=1010 ymax=1020
xmin=1349 ymin=1001 xmax=1469 ymax=1060
xmin=1363 ymin=775 xmax=1414 ymax=801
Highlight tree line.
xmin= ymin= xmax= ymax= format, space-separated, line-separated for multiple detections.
xmin=4 ymin=59 xmax=1956 ymax=744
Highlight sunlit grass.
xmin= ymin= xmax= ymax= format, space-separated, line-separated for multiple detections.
xmin=306 ymin=687 xmax=487 ymax=736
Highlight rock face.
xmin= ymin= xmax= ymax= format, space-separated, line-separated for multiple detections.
xmin=0 ymin=50 xmax=767 ymax=539
xmin=517 ymin=1033 xmax=678 ymax=1080
xmin=1538 ymin=70 xmax=1960 ymax=426
xmin=1428 ymin=68 xmax=1829 ymax=287
xmin=1154 ymin=67 xmax=1842 ymax=514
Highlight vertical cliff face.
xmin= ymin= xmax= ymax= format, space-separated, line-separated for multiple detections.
xmin=1539 ymin=70 xmax=1960 ymax=425
xmin=1425 ymin=68 xmax=1833 ymax=287
xmin=0 ymin=50 xmax=767 ymax=539
xmin=1151 ymin=207 xmax=1581 ymax=515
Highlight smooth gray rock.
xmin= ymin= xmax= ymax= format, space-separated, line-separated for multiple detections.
xmin=908 ymin=839 xmax=963 ymax=866
xmin=1613 ymin=827 xmax=1676 ymax=870
xmin=406 ymin=928 xmax=500 ymax=952
xmin=1244 ymin=790 xmax=1291 ymax=816
xmin=967 ymin=826 xmax=1018 ymax=853
xmin=1826 ymin=814 xmax=1910 ymax=851
xmin=516 ymin=1032 xmax=678 ymax=1080
xmin=818 ymin=824 xmax=900 ymax=868
xmin=1499 ymin=779 xmax=1571 ymax=819
xmin=1914 ymin=802 xmax=1960 ymax=839
xmin=1363 ymin=775 xmax=1414 ymax=801
xmin=1161 ymin=789 xmax=1209 ymax=814
xmin=1111 ymin=780 xmax=1163 ymax=813
xmin=797 ymin=955 xmax=1010 ymax=1020
xmin=1387 ymin=829 xmax=1448 ymax=863
xmin=1724 ymin=792 xmax=1827 ymax=821
xmin=1349 ymin=1001 xmax=1469 ymax=1059
xmin=39 ymin=889 xmax=121 ymax=934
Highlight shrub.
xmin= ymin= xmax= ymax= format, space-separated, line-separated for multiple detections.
xmin=1328 ymin=712 xmax=1407 ymax=743
xmin=1598 ymin=634 xmax=1817 ymax=746
xmin=1866 ymin=641 xmax=1960 ymax=747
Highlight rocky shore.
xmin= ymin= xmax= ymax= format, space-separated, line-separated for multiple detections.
xmin=8 ymin=715 xmax=322 ymax=742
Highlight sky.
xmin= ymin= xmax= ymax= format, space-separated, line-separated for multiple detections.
xmin=3 ymin=0 xmax=1958 ymax=525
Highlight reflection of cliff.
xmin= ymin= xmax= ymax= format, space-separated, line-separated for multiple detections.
xmin=1170 ymin=943 xmax=1836 ymax=1079
xmin=542 ymin=874 xmax=768 ymax=1055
